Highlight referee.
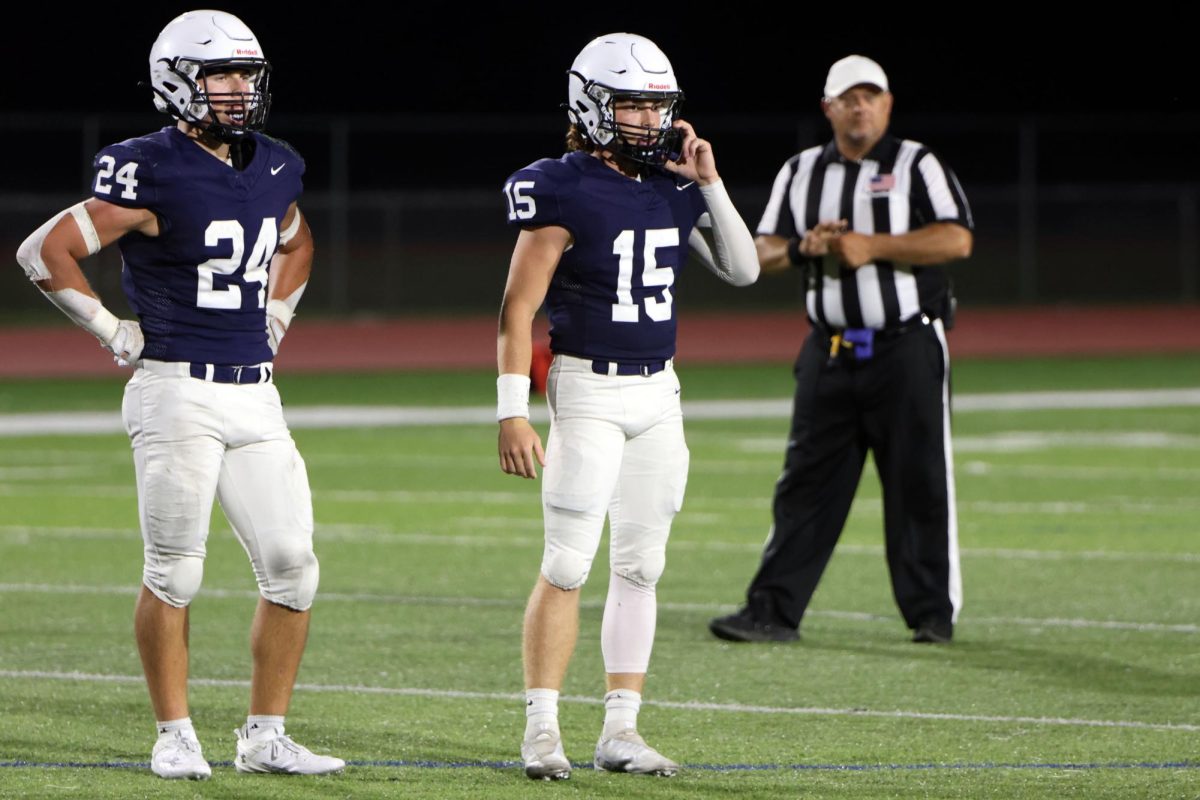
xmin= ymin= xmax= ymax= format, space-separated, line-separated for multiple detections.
xmin=709 ymin=55 xmax=973 ymax=644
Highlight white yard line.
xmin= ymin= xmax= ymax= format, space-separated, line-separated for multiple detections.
xmin=1 ymin=583 xmax=1195 ymax=633
xmin=3 ymin=526 xmax=1196 ymax=565
xmin=2 ymin=388 xmax=1199 ymax=436
xmin=0 ymin=669 xmax=1195 ymax=732
xmin=2 ymin=484 xmax=1196 ymax=515
xmin=960 ymin=461 xmax=1200 ymax=481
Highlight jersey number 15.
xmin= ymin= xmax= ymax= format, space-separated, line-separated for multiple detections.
xmin=612 ymin=228 xmax=677 ymax=323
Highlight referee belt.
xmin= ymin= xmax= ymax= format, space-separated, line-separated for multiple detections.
xmin=138 ymin=359 xmax=274 ymax=385
xmin=815 ymin=314 xmax=931 ymax=341
xmin=591 ymin=359 xmax=669 ymax=377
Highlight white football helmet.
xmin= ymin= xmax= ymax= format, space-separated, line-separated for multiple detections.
xmin=149 ymin=10 xmax=271 ymax=140
xmin=566 ymin=33 xmax=684 ymax=166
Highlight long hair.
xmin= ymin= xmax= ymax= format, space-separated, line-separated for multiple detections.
xmin=565 ymin=123 xmax=595 ymax=153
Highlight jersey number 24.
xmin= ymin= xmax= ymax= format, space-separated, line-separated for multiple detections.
xmin=197 ymin=218 xmax=278 ymax=310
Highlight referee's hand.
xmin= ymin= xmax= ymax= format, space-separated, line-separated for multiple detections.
xmin=828 ymin=231 xmax=874 ymax=269
xmin=800 ymin=220 xmax=847 ymax=257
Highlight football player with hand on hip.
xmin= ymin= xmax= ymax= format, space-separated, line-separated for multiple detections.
xmin=16 ymin=10 xmax=343 ymax=779
xmin=496 ymin=33 xmax=760 ymax=780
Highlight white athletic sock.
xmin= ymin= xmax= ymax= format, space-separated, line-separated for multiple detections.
xmin=601 ymin=571 xmax=657 ymax=673
xmin=524 ymin=688 xmax=560 ymax=739
xmin=156 ymin=717 xmax=195 ymax=740
xmin=602 ymin=689 xmax=641 ymax=738
xmin=244 ymin=714 xmax=285 ymax=739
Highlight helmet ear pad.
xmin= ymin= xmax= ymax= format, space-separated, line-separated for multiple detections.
xmin=566 ymin=70 xmax=616 ymax=149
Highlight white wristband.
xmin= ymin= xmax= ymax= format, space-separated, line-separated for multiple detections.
xmin=497 ymin=373 xmax=531 ymax=421
xmin=266 ymin=298 xmax=294 ymax=329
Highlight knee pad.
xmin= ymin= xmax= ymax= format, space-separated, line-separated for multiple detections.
xmin=540 ymin=544 xmax=593 ymax=590
xmin=144 ymin=554 xmax=205 ymax=608
xmin=612 ymin=547 xmax=666 ymax=589
xmin=257 ymin=538 xmax=320 ymax=611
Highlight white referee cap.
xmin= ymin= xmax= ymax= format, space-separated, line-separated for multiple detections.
xmin=824 ymin=55 xmax=889 ymax=98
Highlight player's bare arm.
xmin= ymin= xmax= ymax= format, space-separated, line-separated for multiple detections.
xmin=19 ymin=198 xmax=158 ymax=365
xmin=265 ymin=202 xmax=313 ymax=354
xmin=34 ymin=199 xmax=157 ymax=294
xmin=830 ymin=222 xmax=973 ymax=269
xmin=497 ymin=224 xmax=570 ymax=479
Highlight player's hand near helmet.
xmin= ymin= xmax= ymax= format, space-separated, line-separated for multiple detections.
xmin=664 ymin=120 xmax=719 ymax=186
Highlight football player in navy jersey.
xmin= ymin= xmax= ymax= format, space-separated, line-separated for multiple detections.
xmin=496 ymin=33 xmax=760 ymax=780
xmin=16 ymin=11 xmax=343 ymax=780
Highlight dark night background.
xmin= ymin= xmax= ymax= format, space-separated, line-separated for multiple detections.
xmin=3 ymin=6 xmax=1198 ymax=312
xmin=6 ymin=7 xmax=1197 ymax=185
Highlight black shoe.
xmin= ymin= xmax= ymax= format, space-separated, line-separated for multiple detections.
xmin=709 ymin=608 xmax=799 ymax=643
xmin=912 ymin=618 xmax=953 ymax=644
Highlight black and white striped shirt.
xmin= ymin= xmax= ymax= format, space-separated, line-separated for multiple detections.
xmin=758 ymin=136 xmax=972 ymax=331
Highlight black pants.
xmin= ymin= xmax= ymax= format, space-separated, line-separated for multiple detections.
xmin=744 ymin=321 xmax=960 ymax=630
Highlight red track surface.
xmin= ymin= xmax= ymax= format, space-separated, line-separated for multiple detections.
xmin=2 ymin=306 xmax=1198 ymax=378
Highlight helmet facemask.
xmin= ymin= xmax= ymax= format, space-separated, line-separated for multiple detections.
xmin=152 ymin=55 xmax=272 ymax=142
xmin=569 ymin=74 xmax=685 ymax=167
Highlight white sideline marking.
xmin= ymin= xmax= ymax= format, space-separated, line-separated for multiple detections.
xmin=1 ymin=583 xmax=1196 ymax=634
xmin=2 ymin=387 xmax=1199 ymax=436
xmin=0 ymin=669 xmax=1195 ymax=733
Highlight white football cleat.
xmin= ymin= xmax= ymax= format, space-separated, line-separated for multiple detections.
xmin=594 ymin=729 xmax=679 ymax=776
xmin=150 ymin=730 xmax=212 ymax=780
xmin=234 ymin=725 xmax=345 ymax=775
xmin=521 ymin=728 xmax=572 ymax=781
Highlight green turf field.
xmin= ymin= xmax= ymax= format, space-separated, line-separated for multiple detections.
xmin=1 ymin=355 xmax=1198 ymax=798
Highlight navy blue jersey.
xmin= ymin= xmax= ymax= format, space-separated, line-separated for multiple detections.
xmin=92 ymin=127 xmax=305 ymax=365
xmin=503 ymin=151 xmax=707 ymax=362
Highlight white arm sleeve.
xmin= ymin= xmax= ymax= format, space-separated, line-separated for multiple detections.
xmin=692 ymin=181 xmax=760 ymax=287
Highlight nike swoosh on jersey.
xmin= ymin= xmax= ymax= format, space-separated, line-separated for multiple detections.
xmin=271 ymin=164 xmax=286 ymax=175
xmin=675 ymin=181 xmax=695 ymax=191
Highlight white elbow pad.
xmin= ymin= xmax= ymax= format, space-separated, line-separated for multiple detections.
xmin=16 ymin=203 xmax=101 ymax=282
xmin=278 ymin=209 xmax=303 ymax=246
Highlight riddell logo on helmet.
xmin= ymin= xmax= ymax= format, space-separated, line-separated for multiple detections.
xmin=646 ymin=83 xmax=673 ymax=90
xmin=235 ymin=48 xmax=259 ymax=56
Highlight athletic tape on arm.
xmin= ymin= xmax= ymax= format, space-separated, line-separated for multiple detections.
xmin=44 ymin=288 xmax=120 ymax=344
xmin=16 ymin=202 xmax=100 ymax=282
xmin=278 ymin=208 xmax=303 ymax=246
